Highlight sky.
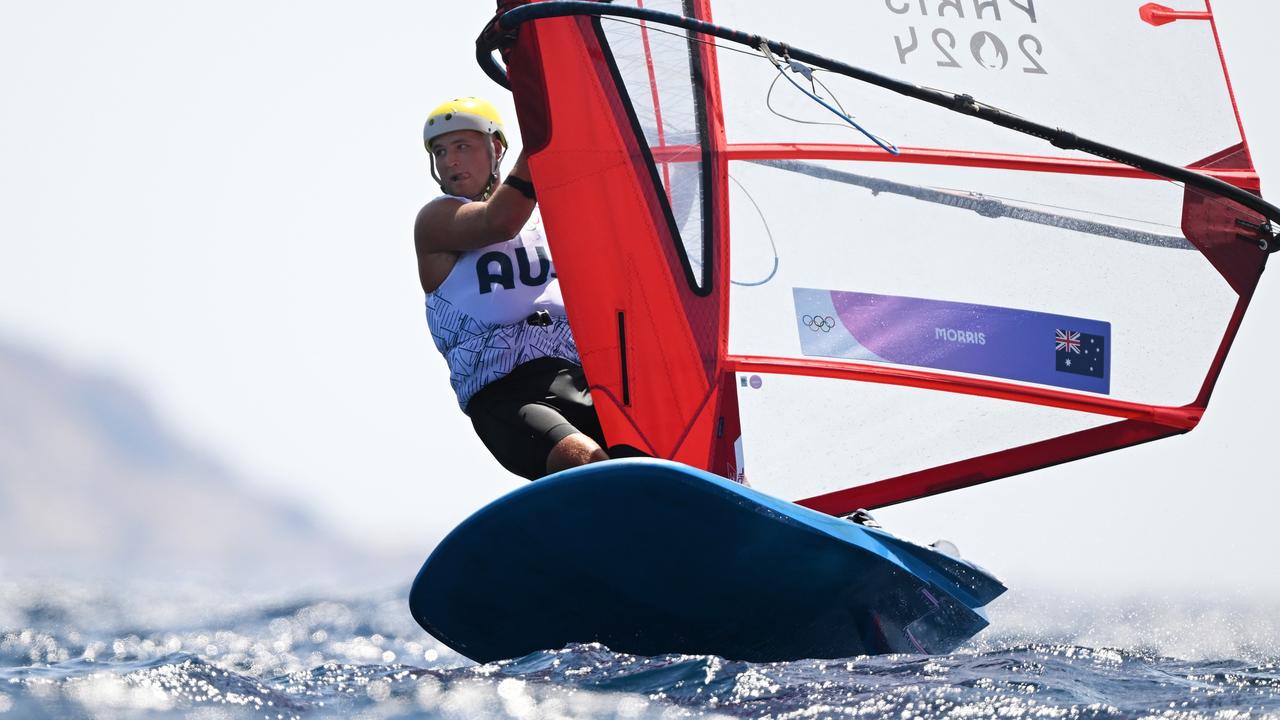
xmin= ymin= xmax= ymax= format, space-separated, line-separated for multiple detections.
xmin=2 ymin=1 xmax=1277 ymax=596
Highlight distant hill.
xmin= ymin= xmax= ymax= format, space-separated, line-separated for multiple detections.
xmin=0 ymin=337 xmax=398 ymax=589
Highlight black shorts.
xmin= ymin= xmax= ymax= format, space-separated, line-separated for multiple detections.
xmin=465 ymin=357 xmax=607 ymax=481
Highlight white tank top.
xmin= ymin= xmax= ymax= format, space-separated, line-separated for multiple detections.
xmin=425 ymin=199 xmax=581 ymax=410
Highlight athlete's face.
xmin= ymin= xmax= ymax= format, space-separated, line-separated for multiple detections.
xmin=431 ymin=130 xmax=501 ymax=199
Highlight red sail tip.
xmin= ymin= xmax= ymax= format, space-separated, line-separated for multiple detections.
xmin=1140 ymin=3 xmax=1212 ymax=27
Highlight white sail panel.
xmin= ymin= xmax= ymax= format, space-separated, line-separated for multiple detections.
xmin=736 ymin=373 xmax=1117 ymax=501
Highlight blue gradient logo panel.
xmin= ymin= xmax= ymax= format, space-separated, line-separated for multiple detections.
xmin=794 ymin=288 xmax=1111 ymax=395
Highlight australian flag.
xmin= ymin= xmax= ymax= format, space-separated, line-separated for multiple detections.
xmin=1055 ymin=329 xmax=1105 ymax=378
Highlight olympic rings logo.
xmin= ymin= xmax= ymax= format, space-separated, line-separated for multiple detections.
xmin=802 ymin=315 xmax=835 ymax=332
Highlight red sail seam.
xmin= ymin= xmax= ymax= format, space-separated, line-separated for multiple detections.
xmin=645 ymin=143 xmax=1259 ymax=188
xmin=726 ymin=354 xmax=1201 ymax=430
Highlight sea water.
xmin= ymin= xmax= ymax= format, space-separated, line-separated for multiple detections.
xmin=2 ymin=578 xmax=1278 ymax=719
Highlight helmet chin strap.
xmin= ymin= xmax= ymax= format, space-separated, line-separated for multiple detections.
xmin=480 ymin=141 xmax=505 ymax=200
xmin=429 ymin=136 xmax=505 ymax=201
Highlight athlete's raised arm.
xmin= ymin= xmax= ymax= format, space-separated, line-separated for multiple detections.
xmin=415 ymin=151 xmax=536 ymax=254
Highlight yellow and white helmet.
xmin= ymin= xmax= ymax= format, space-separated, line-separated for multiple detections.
xmin=423 ymin=97 xmax=509 ymax=198
xmin=423 ymin=97 xmax=508 ymax=152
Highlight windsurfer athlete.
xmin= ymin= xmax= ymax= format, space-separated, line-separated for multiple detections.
xmin=415 ymin=97 xmax=610 ymax=480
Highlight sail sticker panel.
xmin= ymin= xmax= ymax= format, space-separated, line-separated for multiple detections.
xmin=794 ymin=288 xmax=1111 ymax=394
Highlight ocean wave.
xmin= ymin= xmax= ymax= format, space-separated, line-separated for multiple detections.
xmin=2 ymin=578 xmax=1278 ymax=719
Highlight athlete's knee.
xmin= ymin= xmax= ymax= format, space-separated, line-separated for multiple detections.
xmin=545 ymin=432 xmax=609 ymax=476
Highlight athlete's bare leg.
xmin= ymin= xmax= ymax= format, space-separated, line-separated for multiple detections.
xmin=545 ymin=432 xmax=610 ymax=475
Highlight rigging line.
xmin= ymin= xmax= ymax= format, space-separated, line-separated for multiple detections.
xmin=752 ymin=158 xmax=1193 ymax=250
xmin=812 ymin=72 xmax=853 ymax=119
xmin=759 ymin=43 xmax=900 ymax=155
xmin=728 ymin=172 xmax=779 ymax=287
xmin=766 ymin=72 xmax=858 ymax=132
